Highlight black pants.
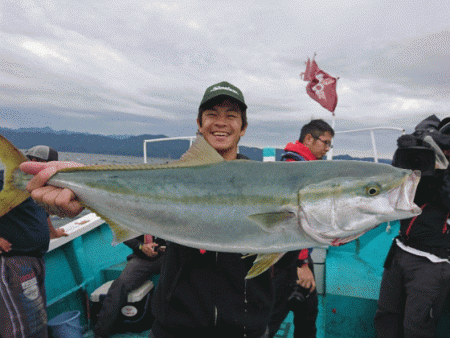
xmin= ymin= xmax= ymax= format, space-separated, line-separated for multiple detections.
xmin=374 ymin=247 xmax=450 ymax=338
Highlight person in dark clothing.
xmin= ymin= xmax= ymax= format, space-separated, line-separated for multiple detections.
xmin=0 ymin=145 xmax=67 ymax=338
xmin=94 ymin=235 xmax=165 ymax=338
xmin=374 ymin=118 xmax=450 ymax=338
xmin=374 ymin=171 xmax=450 ymax=338
xmin=149 ymin=82 xmax=273 ymax=338
xmin=20 ymin=81 xmax=275 ymax=338
xmin=0 ymin=190 xmax=50 ymax=338
xmin=150 ymin=241 xmax=274 ymax=338
xmin=269 ymin=119 xmax=334 ymax=338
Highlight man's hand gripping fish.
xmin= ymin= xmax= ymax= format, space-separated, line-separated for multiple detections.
xmin=0 ymin=135 xmax=421 ymax=278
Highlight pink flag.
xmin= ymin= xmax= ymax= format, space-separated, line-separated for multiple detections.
xmin=301 ymin=57 xmax=338 ymax=114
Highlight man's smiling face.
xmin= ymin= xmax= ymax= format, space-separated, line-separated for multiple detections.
xmin=197 ymin=99 xmax=247 ymax=160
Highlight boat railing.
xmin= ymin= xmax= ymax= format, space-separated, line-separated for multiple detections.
xmin=48 ymin=213 xmax=104 ymax=252
xmin=143 ymin=136 xmax=197 ymax=164
xmin=328 ymin=126 xmax=405 ymax=163
xmin=143 ymin=126 xmax=406 ymax=163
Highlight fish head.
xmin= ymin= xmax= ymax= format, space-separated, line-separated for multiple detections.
xmin=298 ymin=168 xmax=421 ymax=246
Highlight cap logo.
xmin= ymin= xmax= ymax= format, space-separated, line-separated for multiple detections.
xmin=210 ymin=86 xmax=239 ymax=94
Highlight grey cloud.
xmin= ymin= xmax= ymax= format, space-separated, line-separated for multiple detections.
xmin=1 ymin=0 xmax=450 ymax=155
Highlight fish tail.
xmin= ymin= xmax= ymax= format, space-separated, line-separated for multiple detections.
xmin=0 ymin=136 xmax=30 ymax=216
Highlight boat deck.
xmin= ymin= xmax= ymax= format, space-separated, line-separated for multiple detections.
xmin=80 ymin=309 xmax=309 ymax=338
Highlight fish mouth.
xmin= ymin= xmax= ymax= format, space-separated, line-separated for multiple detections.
xmin=393 ymin=170 xmax=421 ymax=213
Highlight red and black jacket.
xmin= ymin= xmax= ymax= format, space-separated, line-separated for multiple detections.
xmin=399 ymin=170 xmax=450 ymax=258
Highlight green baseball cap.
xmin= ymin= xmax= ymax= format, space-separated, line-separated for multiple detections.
xmin=199 ymin=81 xmax=247 ymax=110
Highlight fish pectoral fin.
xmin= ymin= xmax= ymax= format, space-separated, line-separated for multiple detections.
xmin=245 ymin=253 xmax=286 ymax=279
xmin=248 ymin=211 xmax=296 ymax=232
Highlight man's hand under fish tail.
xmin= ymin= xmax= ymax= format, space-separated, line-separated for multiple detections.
xmin=20 ymin=161 xmax=85 ymax=218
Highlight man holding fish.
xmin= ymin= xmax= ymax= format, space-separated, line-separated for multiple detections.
xmin=11 ymin=81 xmax=422 ymax=338
xmin=20 ymin=82 xmax=276 ymax=338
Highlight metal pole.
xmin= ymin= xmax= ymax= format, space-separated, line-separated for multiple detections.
xmin=143 ymin=141 xmax=147 ymax=164
xmin=328 ymin=114 xmax=336 ymax=160
xmin=370 ymin=130 xmax=378 ymax=163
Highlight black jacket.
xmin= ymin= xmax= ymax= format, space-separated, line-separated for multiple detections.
xmin=151 ymin=244 xmax=274 ymax=338
xmin=0 ymin=171 xmax=50 ymax=257
xmin=150 ymin=154 xmax=274 ymax=338
xmin=124 ymin=235 xmax=165 ymax=261
xmin=399 ymin=169 xmax=450 ymax=253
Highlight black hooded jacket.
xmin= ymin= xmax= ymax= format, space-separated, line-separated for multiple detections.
xmin=150 ymin=154 xmax=274 ymax=338
xmin=150 ymin=244 xmax=274 ymax=338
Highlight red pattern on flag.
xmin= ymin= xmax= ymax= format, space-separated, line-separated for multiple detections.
xmin=301 ymin=57 xmax=338 ymax=114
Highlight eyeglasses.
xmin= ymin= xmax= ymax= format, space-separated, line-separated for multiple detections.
xmin=313 ymin=136 xmax=332 ymax=147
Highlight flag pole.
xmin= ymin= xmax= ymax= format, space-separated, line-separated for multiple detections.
xmin=328 ymin=76 xmax=339 ymax=160
xmin=328 ymin=113 xmax=336 ymax=160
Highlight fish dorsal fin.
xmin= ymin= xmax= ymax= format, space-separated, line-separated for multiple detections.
xmin=59 ymin=136 xmax=224 ymax=173
xmin=245 ymin=253 xmax=286 ymax=279
xmin=248 ymin=210 xmax=296 ymax=232
xmin=173 ymin=136 xmax=224 ymax=167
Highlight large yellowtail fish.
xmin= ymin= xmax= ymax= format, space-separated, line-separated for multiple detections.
xmin=0 ymin=136 xmax=421 ymax=278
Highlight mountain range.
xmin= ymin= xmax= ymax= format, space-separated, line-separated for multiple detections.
xmin=0 ymin=127 xmax=391 ymax=163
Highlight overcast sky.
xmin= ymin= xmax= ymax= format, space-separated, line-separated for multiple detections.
xmin=0 ymin=1 xmax=449 ymax=157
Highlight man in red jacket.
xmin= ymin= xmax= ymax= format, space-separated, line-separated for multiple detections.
xmin=269 ymin=119 xmax=334 ymax=338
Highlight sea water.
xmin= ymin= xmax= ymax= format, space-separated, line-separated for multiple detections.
xmin=44 ymin=152 xmax=168 ymax=228
xmin=57 ymin=151 xmax=167 ymax=166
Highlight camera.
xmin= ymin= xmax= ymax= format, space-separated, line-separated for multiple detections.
xmin=392 ymin=139 xmax=436 ymax=176
xmin=287 ymin=285 xmax=310 ymax=311
xmin=392 ymin=115 xmax=450 ymax=176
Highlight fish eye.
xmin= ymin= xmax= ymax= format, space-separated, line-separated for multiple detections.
xmin=365 ymin=184 xmax=381 ymax=196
